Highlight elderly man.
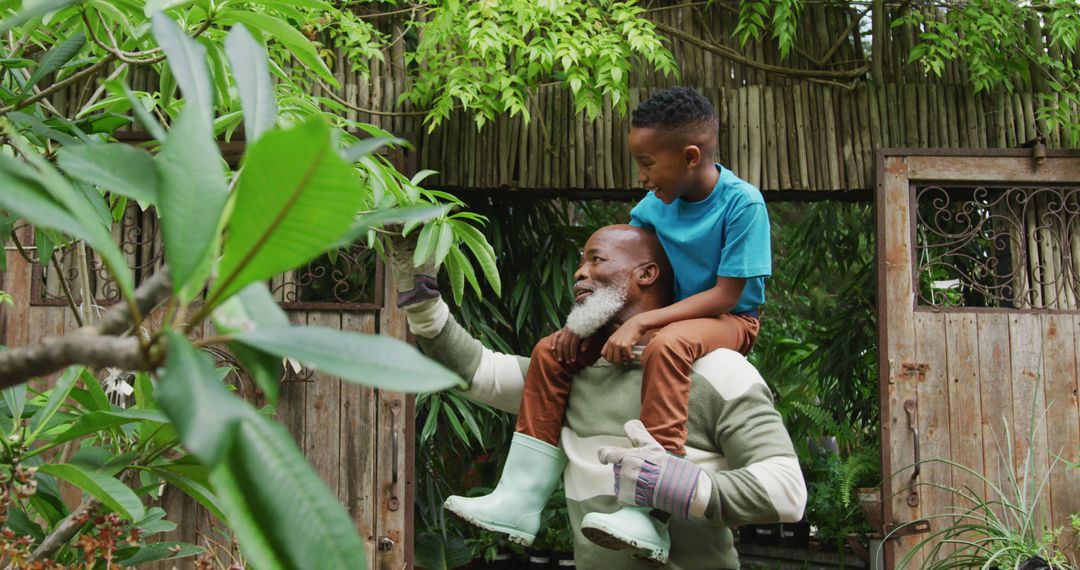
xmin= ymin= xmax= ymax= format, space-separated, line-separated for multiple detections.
xmin=390 ymin=225 xmax=806 ymax=569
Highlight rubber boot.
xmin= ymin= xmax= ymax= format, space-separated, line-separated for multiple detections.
xmin=580 ymin=505 xmax=671 ymax=564
xmin=443 ymin=433 xmax=566 ymax=546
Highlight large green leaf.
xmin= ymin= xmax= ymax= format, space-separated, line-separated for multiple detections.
xmin=454 ymin=221 xmax=502 ymax=296
xmin=210 ymin=119 xmax=363 ymax=304
xmin=51 ymin=409 xmax=168 ymax=446
xmin=158 ymin=334 xmax=366 ymax=568
xmin=151 ymin=11 xmax=213 ymax=124
xmin=225 ymin=11 xmax=337 ymax=86
xmin=27 ymin=365 xmax=82 ymax=439
xmin=75 ymin=181 xmax=111 ymax=229
xmin=19 ymin=32 xmax=85 ymax=102
xmin=0 ymin=153 xmax=133 ymax=299
xmin=37 ymin=464 xmax=145 ymax=521
xmin=151 ymin=462 xmax=225 ymax=521
xmin=156 ymin=106 xmax=228 ymax=298
xmin=334 ymin=204 xmax=449 ymax=249
xmin=211 ymin=283 xmax=286 ymax=403
xmin=0 ymin=0 xmax=85 ymax=34
xmin=232 ymin=326 xmax=464 ymax=392
xmin=340 ymin=136 xmax=401 ymax=164
xmin=224 ymin=24 xmax=276 ymax=144
xmin=158 ymin=331 xmax=253 ymax=465
xmin=209 ymin=413 xmax=366 ymax=570
xmin=58 ymin=143 xmax=159 ymax=205
xmin=118 ymin=542 xmax=203 ymax=566
xmin=2 ymin=384 xmax=27 ymax=425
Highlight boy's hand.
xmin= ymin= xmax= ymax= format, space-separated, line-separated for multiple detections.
xmin=550 ymin=327 xmax=591 ymax=363
xmin=601 ymin=315 xmax=646 ymax=364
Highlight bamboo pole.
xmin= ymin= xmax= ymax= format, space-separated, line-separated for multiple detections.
xmin=763 ymin=87 xmax=778 ymax=190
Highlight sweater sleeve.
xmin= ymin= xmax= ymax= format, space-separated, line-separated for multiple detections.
xmin=684 ymin=352 xmax=806 ymax=527
xmin=406 ymin=298 xmax=529 ymax=414
xmin=695 ymin=382 xmax=806 ymax=527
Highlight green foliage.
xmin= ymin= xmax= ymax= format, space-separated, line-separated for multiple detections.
xmin=224 ymin=24 xmax=277 ymax=143
xmin=211 ymin=118 xmax=364 ymax=303
xmin=0 ymin=368 xmax=204 ymax=567
xmin=805 ymin=451 xmax=873 ymax=549
xmin=233 ymin=325 xmax=463 ymax=392
xmin=748 ymin=201 xmax=881 ymax=551
xmin=753 ymin=202 xmax=878 ymax=453
xmin=897 ymin=1 xmax=1080 ymax=145
xmin=735 ymin=0 xmax=770 ymax=47
xmin=415 ymin=532 xmax=473 ymax=570
xmin=402 ymin=0 xmax=677 ymax=127
xmin=57 ymin=143 xmax=160 ymax=206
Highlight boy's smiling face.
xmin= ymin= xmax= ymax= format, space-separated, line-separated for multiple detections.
xmin=629 ymin=126 xmax=695 ymax=204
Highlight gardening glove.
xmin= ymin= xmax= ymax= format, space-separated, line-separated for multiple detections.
xmin=597 ymin=420 xmax=706 ymax=520
xmin=383 ymin=225 xmax=441 ymax=309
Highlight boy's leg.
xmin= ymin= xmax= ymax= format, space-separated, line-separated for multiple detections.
xmin=639 ymin=314 xmax=760 ymax=454
xmin=515 ymin=331 xmax=606 ymax=445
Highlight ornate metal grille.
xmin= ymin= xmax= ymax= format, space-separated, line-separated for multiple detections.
xmin=31 ymin=208 xmax=163 ymax=306
xmin=915 ymin=185 xmax=1080 ymax=309
xmin=270 ymin=245 xmax=380 ymax=309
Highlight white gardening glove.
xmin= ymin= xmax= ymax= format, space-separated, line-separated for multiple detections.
xmin=597 ymin=420 xmax=705 ymax=520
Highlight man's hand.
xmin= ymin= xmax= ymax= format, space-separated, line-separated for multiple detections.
xmin=601 ymin=315 xmax=647 ymax=364
xmin=383 ymin=226 xmax=441 ymax=308
xmin=550 ymin=327 xmax=591 ymax=363
xmin=597 ymin=420 xmax=704 ymax=520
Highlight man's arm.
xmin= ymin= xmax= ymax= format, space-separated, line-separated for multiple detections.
xmin=404 ymin=297 xmax=529 ymax=414
xmin=384 ymin=228 xmax=529 ymax=414
xmin=598 ymin=353 xmax=805 ymax=526
xmin=688 ymin=356 xmax=805 ymax=526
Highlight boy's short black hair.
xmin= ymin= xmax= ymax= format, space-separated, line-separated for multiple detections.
xmin=631 ymin=87 xmax=718 ymax=154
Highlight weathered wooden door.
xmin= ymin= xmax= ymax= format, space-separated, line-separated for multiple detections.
xmin=877 ymin=150 xmax=1080 ymax=568
xmin=0 ymin=220 xmax=413 ymax=569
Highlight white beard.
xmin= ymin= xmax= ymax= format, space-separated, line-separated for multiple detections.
xmin=565 ymin=278 xmax=629 ymax=337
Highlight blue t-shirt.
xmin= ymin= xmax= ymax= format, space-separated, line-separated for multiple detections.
xmin=629 ymin=164 xmax=771 ymax=313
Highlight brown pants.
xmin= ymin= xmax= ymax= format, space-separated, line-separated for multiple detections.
xmin=515 ymin=314 xmax=760 ymax=455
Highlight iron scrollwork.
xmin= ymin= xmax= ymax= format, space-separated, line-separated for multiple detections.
xmin=271 ymin=243 xmax=379 ymax=308
xmin=915 ymin=185 xmax=1080 ymax=309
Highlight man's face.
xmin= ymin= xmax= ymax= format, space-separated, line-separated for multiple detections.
xmin=566 ymin=229 xmax=639 ymax=334
xmin=628 ymin=127 xmax=691 ymax=204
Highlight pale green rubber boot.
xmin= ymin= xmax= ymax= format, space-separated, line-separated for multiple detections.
xmin=580 ymin=506 xmax=671 ymax=564
xmin=443 ymin=433 xmax=566 ymax=546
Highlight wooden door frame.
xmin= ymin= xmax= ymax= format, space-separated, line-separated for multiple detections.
xmin=875 ymin=148 xmax=1080 ymax=569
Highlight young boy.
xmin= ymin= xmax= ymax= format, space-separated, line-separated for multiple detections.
xmin=443 ymin=87 xmax=771 ymax=557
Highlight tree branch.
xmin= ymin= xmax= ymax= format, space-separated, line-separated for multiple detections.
xmin=313 ymin=76 xmax=432 ymax=117
xmin=653 ymin=21 xmax=871 ymax=80
xmin=0 ymin=334 xmax=148 ymax=389
xmin=0 ymin=55 xmax=116 ymax=117
xmin=51 ymin=254 xmax=84 ymax=328
xmin=0 ymin=269 xmax=171 ymax=388
xmin=96 ymin=269 xmax=171 ymax=336
xmin=29 ymin=498 xmax=100 ymax=562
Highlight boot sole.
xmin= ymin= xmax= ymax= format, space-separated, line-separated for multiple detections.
xmin=581 ymin=522 xmax=668 ymax=564
xmin=443 ymin=502 xmax=536 ymax=547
